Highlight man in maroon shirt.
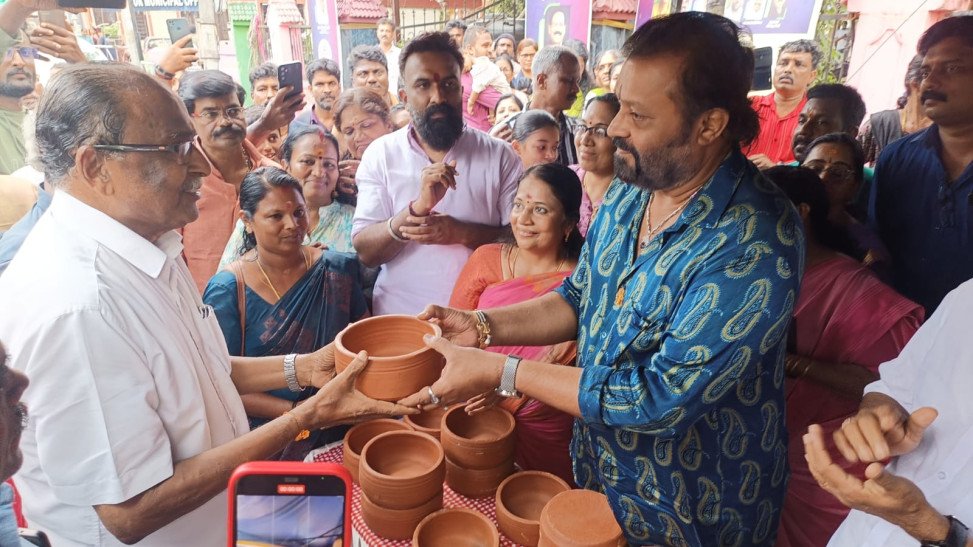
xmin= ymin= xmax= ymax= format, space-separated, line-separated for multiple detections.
xmin=746 ymin=39 xmax=820 ymax=168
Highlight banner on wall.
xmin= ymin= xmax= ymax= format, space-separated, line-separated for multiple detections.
xmin=525 ymin=0 xmax=592 ymax=49
xmin=131 ymin=0 xmax=198 ymax=11
xmin=307 ymin=0 xmax=341 ymax=67
xmin=635 ymin=0 xmax=821 ymax=36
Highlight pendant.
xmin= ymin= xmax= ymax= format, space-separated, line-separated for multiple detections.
xmin=614 ymin=286 xmax=625 ymax=307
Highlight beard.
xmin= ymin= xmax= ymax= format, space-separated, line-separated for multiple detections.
xmin=0 ymin=69 xmax=35 ymax=98
xmin=411 ymin=102 xmax=464 ymax=151
xmin=613 ymin=124 xmax=698 ymax=191
xmin=316 ymin=95 xmax=335 ymax=111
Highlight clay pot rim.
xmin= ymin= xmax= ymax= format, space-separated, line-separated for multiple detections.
xmin=335 ymin=314 xmax=442 ymax=363
xmin=344 ymin=419 xmax=412 ymax=452
xmin=359 ymin=488 xmax=445 ymax=515
xmin=413 ymin=507 xmax=501 ymax=546
xmin=540 ymin=489 xmax=623 ymax=546
xmin=496 ymin=471 xmax=571 ymax=526
xmin=403 ymin=407 xmax=446 ymax=432
xmin=442 ymin=405 xmax=516 ymax=446
xmin=360 ymin=430 xmax=445 ymax=480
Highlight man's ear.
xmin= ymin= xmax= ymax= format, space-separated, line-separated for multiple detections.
xmin=75 ymin=145 xmax=113 ymax=194
xmin=695 ymin=108 xmax=731 ymax=146
xmin=535 ymin=72 xmax=547 ymax=91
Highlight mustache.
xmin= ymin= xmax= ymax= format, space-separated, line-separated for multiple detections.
xmin=613 ymin=137 xmax=637 ymax=156
xmin=921 ymin=90 xmax=947 ymax=103
xmin=423 ymin=102 xmax=459 ymax=121
xmin=5 ymin=68 xmax=30 ymax=79
xmin=182 ymin=177 xmax=202 ymax=193
xmin=212 ymin=125 xmax=245 ymax=138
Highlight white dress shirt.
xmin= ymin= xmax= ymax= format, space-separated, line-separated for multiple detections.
xmin=0 ymin=192 xmax=249 ymax=546
xmin=352 ymin=125 xmax=522 ymax=315
xmin=828 ymin=279 xmax=973 ymax=546
xmin=384 ymin=45 xmax=401 ymax=96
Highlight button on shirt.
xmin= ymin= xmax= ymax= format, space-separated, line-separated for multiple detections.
xmin=352 ymin=125 xmax=522 ymax=315
xmin=555 ymin=150 xmax=804 ymax=545
xmin=744 ymin=92 xmax=806 ymax=164
xmin=868 ymin=126 xmax=973 ymax=315
xmin=0 ymin=192 xmax=249 ymax=546
xmin=828 ymin=279 xmax=973 ymax=546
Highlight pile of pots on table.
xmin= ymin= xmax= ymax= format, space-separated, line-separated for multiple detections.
xmin=335 ymin=314 xmax=626 ymax=546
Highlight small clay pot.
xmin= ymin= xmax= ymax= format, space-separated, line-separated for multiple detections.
xmin=342 ymin=419 xmax=412 ymax=484
xmin=538 ymin=489 xmax=625 ymax=547
xmin=413 ymin=508 xmax=500 ymax=547
xmin=495 ymin=471 xmax=571 ymax=546
xmin=360 ymin=430 xmax=445 ymax=509
xmin=445 ymin=456 xmax=513 ymax=499
xmin=441 ymin=406 xmax=516 ymax=470
xmin=335 ymin=315 xmax=445 ymax=401
xmin=403 ymin=405 xmax=447 ymax=440
xmin=360 ymin=490 xmax=443 ymax=540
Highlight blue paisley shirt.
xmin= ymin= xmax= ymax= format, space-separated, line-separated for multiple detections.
xmin=556 ymin=150 xmax=804 ymax=546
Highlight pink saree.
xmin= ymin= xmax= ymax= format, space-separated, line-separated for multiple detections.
xmin=777 ymin=255 xmax=923 ymax=547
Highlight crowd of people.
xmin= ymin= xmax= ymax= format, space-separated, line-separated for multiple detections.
xmin=0 ymin=0 xmax=971 ymax=544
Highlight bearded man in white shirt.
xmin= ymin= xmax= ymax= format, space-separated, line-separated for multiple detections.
xmin=0 ymin=62 xmax=412 ymax=547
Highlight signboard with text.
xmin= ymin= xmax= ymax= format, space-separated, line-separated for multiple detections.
xmin=635 ymin=0 xmax=822 ymax=36
xmin=308 ymin=0 xmax=341 ymax=68
xmin=131 ymin=0 xmax=198 ymax=11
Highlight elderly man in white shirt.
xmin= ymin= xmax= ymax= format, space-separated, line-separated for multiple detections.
xmin=0 ymin=62 xmax=412 ymax=547
xmin=804 ymin=278 xmax=973 ymax=547
xmin=353 ymin=31 xmax=522 ymax=315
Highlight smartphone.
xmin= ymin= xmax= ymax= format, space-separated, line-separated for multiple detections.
xmin=277 ymin=61 xmax=303 ymax=100
xmin=38 ymin=10 xmax=67 ymax=28
xmin=56 ymin=0 xmax=124 ymax=9
xmin=17 ymin=529 xmax=52 ymax=547
xmin=751 ymin=46 xmax=773 ymax=91
xmin=227 ymin=462 xmax=352 ymax=547
xmin=166 ymin=18 xmax=194 ymax=49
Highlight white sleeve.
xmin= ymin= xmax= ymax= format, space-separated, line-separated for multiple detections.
xmin=23 ymin=309 xmax=173 ymax=506
xmin=495 ymin=142 xmax=524 ymax=225
xmin=352 ymin=143 xmax=393 ymax=237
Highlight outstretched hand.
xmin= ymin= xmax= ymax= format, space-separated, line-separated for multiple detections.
xmin=397 ymin=335 xmax=503 ymax=409
xmin=833 ymin=395 xmax=938 ymax=463
xmin=417 ymin=304 xmax=480 ymax=348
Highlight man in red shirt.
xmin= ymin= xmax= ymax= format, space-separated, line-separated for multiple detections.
xmin=746 ymin=39 xmax=820 ymax=168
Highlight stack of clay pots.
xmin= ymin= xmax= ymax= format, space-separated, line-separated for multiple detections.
xmin=495 ymin=471 xmax=571 ymax=546
xmin=537 ymin=489 xmax=626 ymax=547
xmin=404 ymin=405 xmax=448 ymax=441
xmin=341 ymin=418 xmax=411 ymax=484
xmin=440 ymin=406 xmax=516 ymax=498
xmin=334 ymin=315 xmax=445 ymax=401
xmin=413 ymin=508 xmax=500 ymax=547
xmin=358 ymin=430 xmax=446 ymax=540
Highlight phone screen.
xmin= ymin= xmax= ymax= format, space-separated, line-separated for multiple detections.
xmin=233 ymin=474 xmax=346 ymax=546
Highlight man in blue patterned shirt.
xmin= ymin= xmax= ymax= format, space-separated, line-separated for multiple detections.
xmin=402 ymin=12 xmax=804 ymax=546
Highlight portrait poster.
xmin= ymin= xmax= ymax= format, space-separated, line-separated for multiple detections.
xmin=526 ymin=0 xmax=592 ymax=49
xmin=722 ymin=0 xmax=820 ymax=34
xmin=634 ymin=0 xmax=676 ymax=31
xmin=307 ymin=0 xmax=341 ymax=66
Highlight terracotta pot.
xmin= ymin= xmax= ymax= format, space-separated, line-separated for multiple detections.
xmin=360 ymin=490 xmax=443 ymax=540
xmin=403 ymin=405 xmax=447 ymax=440
xmin=413 ymin=508 xmax=500 ymax=547
xmin=538 ymin=489 xmax=625 ymax=547
xmin=334 ymin=315 xmax=445 ymax=402
xmin=440 ymin=406 xmax=516 ymax=470
xmin=359 ymin=430 xmax=445 ymax=509
xmin=495 ymin=471 xmax=571 ymax=546
xmin=445 ymin=456 xmax=513 ymax=499
xmin=342 ymin=418 xmax=412 ymax=484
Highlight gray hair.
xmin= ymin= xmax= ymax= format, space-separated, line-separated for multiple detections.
xmin=531 ymin=45 xmax=577 ymax=76
xmin=347 ymin=45 xmax=388 ymax=73
xmin=34 ymin=63 xmax=150 ymax=184
xmin=780 ymin=39 xmax=822 ymax=68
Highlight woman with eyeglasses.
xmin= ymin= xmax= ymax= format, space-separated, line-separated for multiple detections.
xmin=218 ymin=126 xmax=354 ymax=269
xmin=511 ymin=39 xmax=537 ymax=94
xmin=203 ymin=167 xmax=368 ymax=456
xmin=582 ymin=49 xmax=620 ymax=110
xmin=449 ymin=163 xmax=583 ymax=484
xmin=570 ymin=93 xmax=620 ymax=236
xmin=762 ymin=165 xmax=923 ymax=547
xmin=803 ymin=133 xmax=890 ymax=270
xmin=332 ymin=88 xmax=395 ymax=208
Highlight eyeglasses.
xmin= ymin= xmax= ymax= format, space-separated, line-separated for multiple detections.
xmin=191 ymin=106 xmax=245 ymax=123
xmin=3 ymin=47 xmax=38 ymax=61
xmin=574 ymin=124 xmax=610 ymax=139
xmin=803 ymin=161 xmax=854 ymax=181
xmin=93 ymin=140 xmax=196 ymax=165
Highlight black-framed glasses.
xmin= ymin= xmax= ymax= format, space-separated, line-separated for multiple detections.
xmin=93 ymin=140 xmax=195 ymax=165
xmin=3 ymin=47 xmax=38 ymax=61
xmin=804 ymin=161 xmax=854 ymax=181
xmin=574 ymin=124 xmax=610 ymax=139
xmin=191 ymin=106 xmax=244 ymax=123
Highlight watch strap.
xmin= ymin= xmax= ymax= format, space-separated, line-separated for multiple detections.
xmin=496 ymin=355 xmax=522 ymax=398
xmin=283 ymin=353 xmax=304 ymax=392
xmin=921 ymin=516 xmax=969 ymax=547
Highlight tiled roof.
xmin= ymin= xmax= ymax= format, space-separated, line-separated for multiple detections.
xmin=267 ymin=0 xmax=304 ymax=24
xmin=336 ymin=0 xmax=387 ymax=21
xmin=593 ymin=0 xmax=637 ymax=15
xmin=227 ymin=1 xmax=257 ymax=23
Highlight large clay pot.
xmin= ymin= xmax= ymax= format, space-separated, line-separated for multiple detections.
xmin=495 ymin=471 xmax=571 ymax=546
xmin=445 ymin=457 xmax=513 ymax=499
xmin=413 ymin=508 xmax=500 ymax=547
xmin=440 ymin=406 xmax=516 ymax=470
xmin=359 ymin=430 xmax=445 ymax=510
xmin=342 ymin=418 xmax=411 ymax=484
xmin=335 ymin=315 xmax=445 ymax=401
xmin=404 ymin=405 xmax=447 ymax=441
xmin=538 ymin=489 xmax=625 ymax=547
xmin=360 ymin=490 xmax=443 ymax=540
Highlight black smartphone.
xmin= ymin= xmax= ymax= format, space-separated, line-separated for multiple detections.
xmin=227 ymin=462 xmax=352 ymax=547
xmin=277 ymin=61 xmax=303 ymax=100
xmin=752 ymin=46 xmax=773 ymax=91
xmin=18 ymin=529 xmax=52 ymax=547
xmin=166 ymin=18 xmax=194 ymax=49
xmin=56 ymin=0 xmax=124 ymax=9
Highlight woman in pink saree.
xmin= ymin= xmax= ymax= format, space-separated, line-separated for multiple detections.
xmin=450 ymin=163 xmax=583 ymax=485
xmin=765 ymin=166 xmax=924 ymax=547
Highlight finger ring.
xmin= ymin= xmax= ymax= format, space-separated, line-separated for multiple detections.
xmin=426 ymin=386 xmax=441 ymax=406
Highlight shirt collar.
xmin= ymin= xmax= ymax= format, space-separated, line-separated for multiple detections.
xmin=678 ymin=148 xmax=750 ymax=230
xmin=49 ymin=191 xmax=182 ymax=278
xmin=406 ymin=123 xmax=472 ymax=161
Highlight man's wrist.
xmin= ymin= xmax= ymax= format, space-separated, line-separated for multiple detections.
xmin=910 ymin=506 xmax=951 ymax=544
xmin=411 ymin=198 xmax=432 ymax=216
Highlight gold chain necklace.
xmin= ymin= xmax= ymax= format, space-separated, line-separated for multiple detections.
xmin=255 ymin=247 xmax=310 ymax=301
xmin=507 ymin=246 xmax=565 ymax=279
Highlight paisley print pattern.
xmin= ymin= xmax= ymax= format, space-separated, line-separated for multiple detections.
xmin=557 ymin=151 xmax=804 ymax=545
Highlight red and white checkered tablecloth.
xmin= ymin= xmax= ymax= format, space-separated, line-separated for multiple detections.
xmin=312 ymin=444 xmax=520 ymax=546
